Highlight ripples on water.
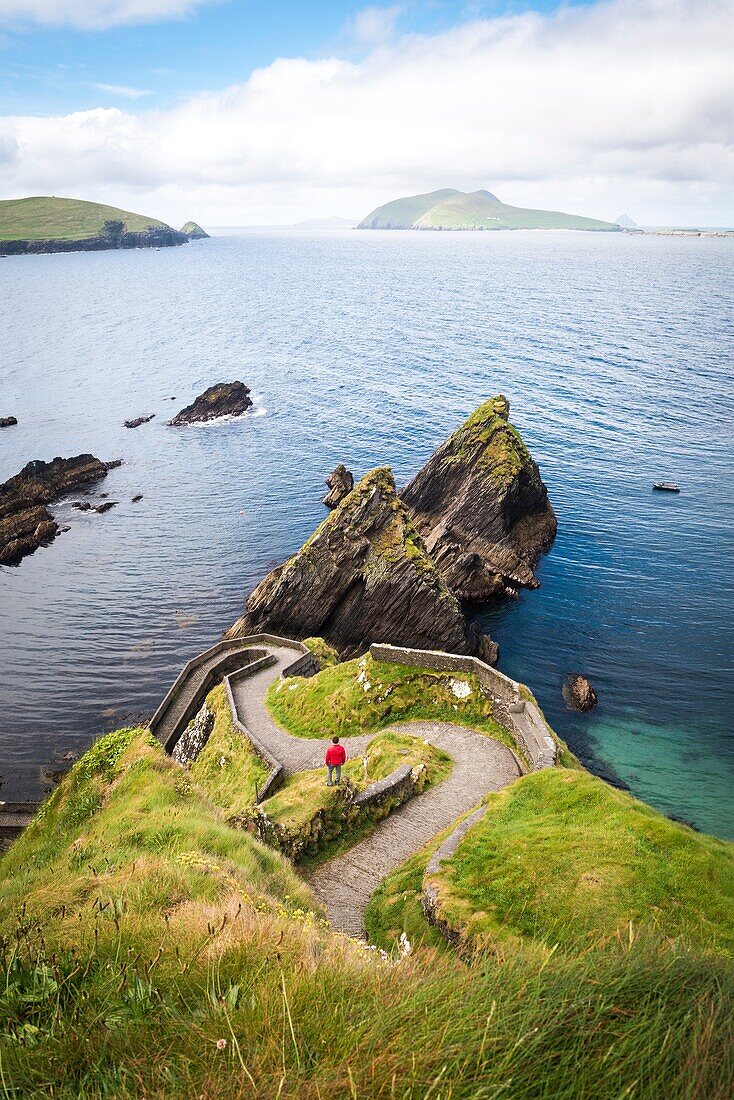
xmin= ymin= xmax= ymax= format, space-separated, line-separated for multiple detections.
xmin=1 ymin=230 xmax=732 ymax=837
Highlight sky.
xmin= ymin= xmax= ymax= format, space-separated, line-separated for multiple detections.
xmin=0 ymin=0 xmax=732 ymax=227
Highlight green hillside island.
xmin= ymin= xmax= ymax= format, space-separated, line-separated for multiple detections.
xmin=1 ymin=648 xmax=733 ymax=1096
xmin=0 ymin=196 xmax=207 ymax=255
xmin=359 ymin=187 xmax=619 ymax=231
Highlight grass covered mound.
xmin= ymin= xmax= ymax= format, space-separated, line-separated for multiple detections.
xmin=0 ymin=196 xmax=169 ymax=242
xmin=1 ymin=732 xmax=733 ymax=1097
xmin=263 ymin=730 xmax=451 ymax=830
xmin=266 ymin=653 xmax=520 ymax=754
xmin=188 ymin=685 xmax=269 ymax=815
xmin=433 ymin=769 xmax=734 ymax=955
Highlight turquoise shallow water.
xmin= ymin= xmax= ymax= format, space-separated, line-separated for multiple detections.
xmin=1 ymin=229 xmax=732 ymax=837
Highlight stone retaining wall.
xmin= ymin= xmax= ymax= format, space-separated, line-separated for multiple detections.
xmin=369 ymin=643 xmax=557 ymax=771
xmin=224 ymin=658 xmax=283 ymax=801
xmin=422 ymin=804 xmax=489 ymax=948
xmin=234 ymin=762 xmax=427 ymax=861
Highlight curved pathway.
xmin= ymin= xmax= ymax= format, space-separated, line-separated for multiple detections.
xmin=227 ymin=643 xmax=522 ymax=938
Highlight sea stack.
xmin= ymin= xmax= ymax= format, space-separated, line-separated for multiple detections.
xmin=401 ymin=395 xmax=557 ymax=601
xmin=169 ymin=382 xmax=253 ymax=426
xmin=323 ymin=464 xmax=354 ymax=509
xmin=228 ymin=467 xmax=492 ymax=659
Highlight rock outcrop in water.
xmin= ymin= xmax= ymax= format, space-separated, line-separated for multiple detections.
xmin=0 ymin=416 xmax=17 ymax=428
xmin=401 ymin=395 xmax=557 ymax=601
xmin=0 ymin=454 xmax=118 ymax=566
xmin=169 ymin=382 xmax=253 ymax=426
xmin=323 ymin=464 xmax=354 ymax=509
xmin=563 ymin=674 xmax=599 ymax=712
xmin=180 ymin=222 xmax=210 ymax=240
xmin=124 ymin=415 xmax=155 ymax=429
xmin=228 ymin=467 xmax=492 ymax=659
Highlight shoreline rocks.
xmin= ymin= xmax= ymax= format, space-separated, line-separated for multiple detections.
xmin=228 ymin=466 xmax=494 ymax=660
xmin=563 ymin=674 xmax=599 ymax=712
xmin=0 ymin=454 xmax=119 ymax=566
xmin=401 ymin=395 xmax=557 ymax=602
xmin=0 ymin=416 xmax=17 ymax=428
xmin=124 ymin=415 xmax=155 ymax=429
xmin=0 ymin=226 xmax=188 ymax=258
xmin=323 ymin=464 xmax=354 ymax=509
xmin=169 ymin=382 xmax=253 ymax=426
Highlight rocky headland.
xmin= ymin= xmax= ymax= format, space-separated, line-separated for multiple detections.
xmin=0 ymin=454 xmax=120 ymax=566
xmin=323 ymin=463 xmax=354 ymax=508
xmin=401 ymin=395 xmax=557 ymax=601
xmin=227 ymin=466 xmax=491 ymax=659
xmin=169 ymin=382 xmax=253 ymax=426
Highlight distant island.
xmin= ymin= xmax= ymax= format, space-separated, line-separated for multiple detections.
xmin=0 ymin=196 xmax=208 ymax=256
xmin=358 ymin=188 xmax=618 ymax=231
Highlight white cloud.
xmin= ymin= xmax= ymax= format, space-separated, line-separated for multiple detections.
xmin=0 ymin=0 xmax=732 ymax=225
xmin=93 ymin=83 xmax=151 ymax=99
xmin=347 ymin=5 xmax=403 ymax=46
xmin=0 ymin=0 xmax=214 ymax=30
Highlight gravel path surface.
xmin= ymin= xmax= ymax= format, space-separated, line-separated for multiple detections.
xmin=228 ymin=643 xmax=523 ymax=937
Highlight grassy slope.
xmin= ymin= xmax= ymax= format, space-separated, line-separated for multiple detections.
xmin=188 ymin=685 xmax=269 ymax=815
xmin=1 ymin=731 xmax=733 ymax=1097
xmin=0 ymin=196 xmax=169 ymax=241
xmin=358 ymin=187 xmax=460 ymax=228
xmin=434 ymin=769 xmax=734 ymax=954
xmin=360 ymin=189 xmax=617 ymax=231
xmin=266 ymin=653 xmax=522 ymax=757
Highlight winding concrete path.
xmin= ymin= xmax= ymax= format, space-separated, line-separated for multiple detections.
xmin=227 ymin=643 xmax=522 ymax=938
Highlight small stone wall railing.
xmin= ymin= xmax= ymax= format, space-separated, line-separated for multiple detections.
xmin=422 ymin=804 xmax=489 ymax=949
xmin=369 ymin=643 xmax=557 ymax=771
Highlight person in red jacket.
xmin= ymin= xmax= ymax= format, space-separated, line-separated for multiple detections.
xmin=325 ymin=736 xmax=347 ymax=786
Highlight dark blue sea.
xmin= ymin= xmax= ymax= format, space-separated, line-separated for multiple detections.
xmin=1 ymin=229 xmax=732 ymax=838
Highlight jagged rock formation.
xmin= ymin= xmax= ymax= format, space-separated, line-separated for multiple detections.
xmin=124 ymin=414 xmax=155 ymax=428
xmin=323 ymin=464 xmax=354 ymax=509
xmin=401 ymin=395 xmax=557 ymax=601
xmin=0 ymin=416 xmax=17 ymax=428
xmin=0 ymin=454 xmax=118 ymax=565
xmin=169 ymin=382 xmax=253 ymax=426
xmin=180 ymin=221 xmax=210 ymax=240
xmin=563 ymin=674 xmax=599 ymax=712
xmin=228 ymin=467 xmax=491 ymax=659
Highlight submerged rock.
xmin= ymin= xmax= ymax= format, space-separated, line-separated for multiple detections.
xmin=401 ymin=395 xmax=557 ymax=601
xmin=124 ymin=414 xmax=155 ymax=429
xmin=563 ymin=674 xmax=599 ymax=712
xmin=323 ymin=464 xmax=354 ymax=509
xmin=0 ymin=454 xmax=117 ymax=566
xmin=169 ymin=382 xmax=253 ymax=426
xmin=228 ymin=466 xmax=492 ymax=659
xmin=0 ymin=416 xmax=17 ymax=428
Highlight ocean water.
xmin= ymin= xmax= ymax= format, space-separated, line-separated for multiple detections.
xmin=1 ymin=229 xmax=732 ymax=838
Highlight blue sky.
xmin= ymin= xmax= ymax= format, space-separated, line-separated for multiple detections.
xmin=2 ymin=1 xmax=587 ymax=115
xmin=0 ymin=1 xmax=731 ymax=226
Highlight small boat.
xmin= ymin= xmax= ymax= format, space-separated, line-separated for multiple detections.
xmin=653 ymin=482 xmax=680 ymax=493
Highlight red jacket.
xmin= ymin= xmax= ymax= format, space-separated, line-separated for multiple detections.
xmin=325 ymin=743 xmax=346 ymax=766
